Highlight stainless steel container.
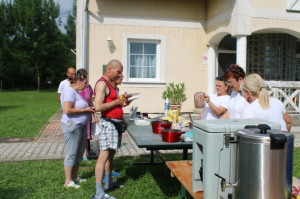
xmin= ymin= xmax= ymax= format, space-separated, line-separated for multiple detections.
xmin=192 ymin=119 xmax=281 ymax=199
xmin=235 ymin=126 xmax=294 ymax=199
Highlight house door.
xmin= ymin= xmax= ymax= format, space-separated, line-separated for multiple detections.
xmin=217 ymin=35 xmax=236 ymax=77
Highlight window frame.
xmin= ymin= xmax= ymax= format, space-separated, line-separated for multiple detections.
xmin=122 ymin=34 xmax=166 ymax=86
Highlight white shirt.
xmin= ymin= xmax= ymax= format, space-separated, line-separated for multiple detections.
xmin=202 ymin=94 xmax=230 ymax=120
xmin=57 ymin=79 xmax=70 ymax=94
xmin=228 ymin=91 xmax=248 ymax=119
xmin=242 ymin=98 xmax=287 ymax=131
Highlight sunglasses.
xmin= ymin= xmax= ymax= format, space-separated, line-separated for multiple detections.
xmin=228 ymin=67 xmax=241 ymax=75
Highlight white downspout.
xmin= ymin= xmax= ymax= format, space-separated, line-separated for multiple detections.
xmin=208 ymin=43 xmax=217 ymax=94
xmin=83 ymin=0 xmax=89 ymax=70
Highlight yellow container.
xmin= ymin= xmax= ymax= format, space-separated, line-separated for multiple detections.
xmin=168 ymin=110 xmax=178 ymax=123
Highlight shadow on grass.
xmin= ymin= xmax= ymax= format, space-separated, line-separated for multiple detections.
xmin=114 ymin=153 xmax=192 ymax=198
xmin=0 ymin=105 xmax=23 ymax=111
xmin=0 ymin=186 xmax=37 ymax=199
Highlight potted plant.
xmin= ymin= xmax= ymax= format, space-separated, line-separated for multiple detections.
xmin=162 ymin=82 xmax=187 ymax=113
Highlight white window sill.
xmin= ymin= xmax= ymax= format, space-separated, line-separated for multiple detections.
xmin=122 ymin=81 xmax=166 ymax=87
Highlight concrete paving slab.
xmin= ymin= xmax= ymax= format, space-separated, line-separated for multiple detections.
xmin=1 ymin=109 xmax=300 ymax=163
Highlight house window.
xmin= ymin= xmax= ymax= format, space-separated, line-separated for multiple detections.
xmin=123 ymin=34 xmax=166 ymax=85
xmin=247 ymin=34 xmax=297 ymax=81
xmin=129 ymin=41 xmax=158 ymax=80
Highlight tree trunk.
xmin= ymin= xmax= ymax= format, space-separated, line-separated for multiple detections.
xmin=36 ymin=63 xmax=40 ymax=93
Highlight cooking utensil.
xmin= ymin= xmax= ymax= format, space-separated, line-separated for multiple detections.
xmin=161 ymin=129 xmax=185 ymax=142
xmin=151 ymin=120 xmax=172 ymax=134
xmin=188 ymin=113 xmax=193 ymax=122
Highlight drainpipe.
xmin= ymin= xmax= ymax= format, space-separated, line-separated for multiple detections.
xmin=208 ymin=43 xmax=217 ymax=94
xmin=83 ymin=0 xmax=89 ymax=70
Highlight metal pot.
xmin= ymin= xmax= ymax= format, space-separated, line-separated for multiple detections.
xmin=151 ymin=120 xmax=172 ymax=134
xmin=234 ymin=125 xmax=294 ymax=199
xmin=161 ymin=129 xmax=184 ymax=142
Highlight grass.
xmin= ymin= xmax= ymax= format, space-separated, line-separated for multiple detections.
xmin=0 ymin=90 xmax=60 ymax=138
xmin=1 ymin=149 xmax=300 ymax=199
xmin=0 ymin=154 xmax=188 ymax=199
xmin=1 ymin=149 xmax=300 ymax=198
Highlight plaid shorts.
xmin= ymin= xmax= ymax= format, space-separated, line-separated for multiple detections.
xmin=98 ymin=118 xmax=122 ymax=150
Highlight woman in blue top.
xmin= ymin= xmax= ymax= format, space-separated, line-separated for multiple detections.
xmin=60 ymin=72 xmax=95 ymax=188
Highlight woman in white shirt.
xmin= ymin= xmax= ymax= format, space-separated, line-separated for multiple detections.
xmin=202 ymin=76 xmax=230 ymax=120
xmin=241 ymin=73 xmax=292 ymax=131
xmin=221 ymin=64 xmax=248 ymax=119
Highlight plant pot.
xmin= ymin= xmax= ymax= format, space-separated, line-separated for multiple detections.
xmin=169 ymin=105 xmax=181 ymax=114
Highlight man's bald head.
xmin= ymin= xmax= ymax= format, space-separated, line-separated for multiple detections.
xmin=104 ymin=59 xmax=123 ymax=82
xmin=66 ymin=67 xmax=76 ymax=80
xmin=107 ymin=59 xmax=123 ymax=69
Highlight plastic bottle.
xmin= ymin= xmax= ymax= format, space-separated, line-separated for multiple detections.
xmin=164 ymin=98 xmax=169 ymax=117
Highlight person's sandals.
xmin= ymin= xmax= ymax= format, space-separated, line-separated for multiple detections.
xmin=82 ymin=157 xmax=88 ymax=161
xmin=104 ymin=182 xmax=124 ymax=191
xmin=75 ymin=176 xmax=86 ymax=183
xmin=91 ymin=193 xmax=115 ymax=199
xmin=64 ymin=181 xmax=80 ymax=188
xmin=112 ymin=171 xmax=121 ymax=177
xmin=102 ymin=171 xmax=122 ymax=183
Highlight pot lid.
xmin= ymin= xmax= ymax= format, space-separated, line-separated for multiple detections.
xmin=236 ymin=128 xmax=294 ymax=142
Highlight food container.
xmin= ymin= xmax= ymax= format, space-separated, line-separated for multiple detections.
xmin=235 ymin=126 xmax=294 ymax=199
xmin=151 ymin=120 xmax=172 ymax=134
xmin=194 ymin=92 xmax=205 ymax=108
xmin=161 ymin=129 xmax=184 ymax=142
xmin=168 ymin=110 xmax=179 ymax=123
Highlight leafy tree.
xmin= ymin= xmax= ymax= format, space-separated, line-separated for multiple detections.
xmin=0 ymin=0 xmax=76 ymax=91
xmin=12 ymin=0 xmax=64 ymax=91
xmin=63 ymin=0 xmax=76 ymax=69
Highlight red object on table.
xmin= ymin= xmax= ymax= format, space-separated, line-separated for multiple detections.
xmin=151 ymin=120 xmax=172 ymax=134
xmin=162 ymin=129 xmax=185 ymax=142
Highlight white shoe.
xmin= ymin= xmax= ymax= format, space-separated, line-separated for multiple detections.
xmin=64 ymin=181 xmax=80 ymax=188
xmin=75 ymin=176 xmax=87 ymax=183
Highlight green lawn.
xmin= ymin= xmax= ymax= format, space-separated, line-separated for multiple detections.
xmin=0 ymin=90 xmax=60 ymax=138
xmin=0 ymin=155 xmax=186 ymax=199
xmin=1 ymin=150 xmax=300 ymax=199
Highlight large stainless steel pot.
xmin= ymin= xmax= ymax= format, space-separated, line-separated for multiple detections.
xmin=234 ymin=125 xmax=294 ymax=199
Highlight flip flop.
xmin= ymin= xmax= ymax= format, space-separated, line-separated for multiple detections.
xmin=91 ymin=193 xmax=115 ymax=199
xmin=112 ymin=171 xmax=121 ymax=177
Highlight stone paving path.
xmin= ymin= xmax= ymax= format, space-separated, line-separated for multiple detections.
xmin=1 ymin=109 xmax=300 ymax=163
xmin=0 ymin=109 xmax=187 ymax=162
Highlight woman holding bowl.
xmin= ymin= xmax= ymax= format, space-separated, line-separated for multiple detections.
xmin=202 ymin=76 xmax=230 ymax=120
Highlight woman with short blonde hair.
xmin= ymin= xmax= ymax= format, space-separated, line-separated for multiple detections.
xmin=241 ymin=73 xmax=292 ymax=131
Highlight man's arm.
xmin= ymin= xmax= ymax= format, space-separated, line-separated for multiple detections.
xmin=57 ymin=93 xmax=61 ymax=102
xmin=94 ymin=81 xmax=123 ymax=112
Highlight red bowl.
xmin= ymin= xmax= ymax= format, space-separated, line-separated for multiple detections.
xmin=161 ymin=129 xmax=185 ymax=142
xmin=151 ymin=120 xmax=172 ymax=134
